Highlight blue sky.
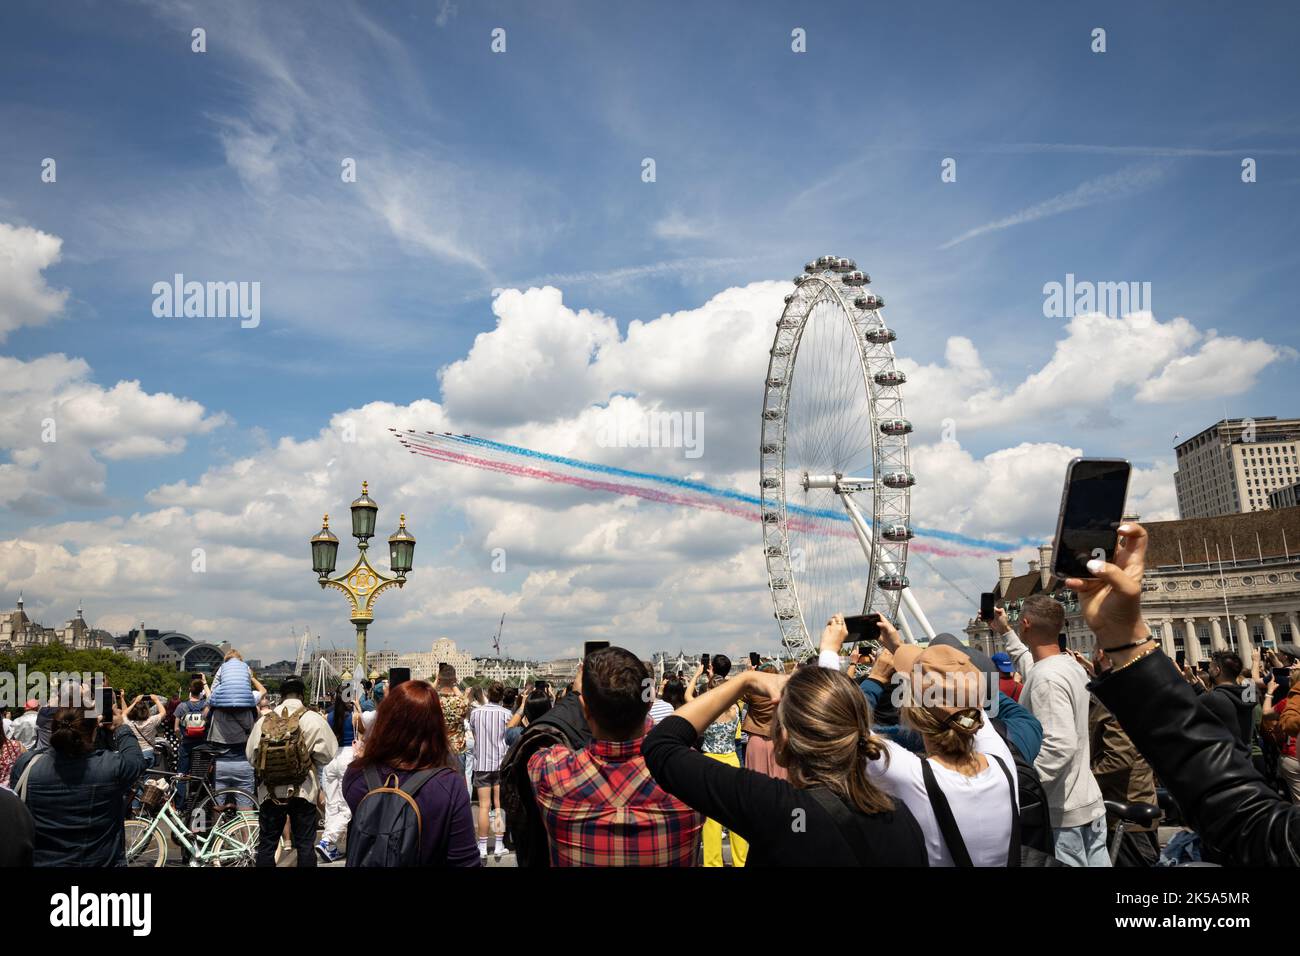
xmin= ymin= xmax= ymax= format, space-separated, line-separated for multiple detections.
xmin=1 ymin=0 xmax=1298 ymax=659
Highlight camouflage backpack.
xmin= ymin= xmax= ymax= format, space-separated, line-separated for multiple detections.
xmin=254 ymin=706 xmax=312 ymax=794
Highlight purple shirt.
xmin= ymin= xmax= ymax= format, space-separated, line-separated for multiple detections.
xmin=343 ymin=763 xmax=481 ymax=867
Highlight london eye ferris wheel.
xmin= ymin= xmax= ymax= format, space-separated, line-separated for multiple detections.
xmin=760 ymin=254 xmax=936 ymax=659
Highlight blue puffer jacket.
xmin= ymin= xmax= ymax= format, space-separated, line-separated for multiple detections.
xmin=209 ymin=659 xmax=258 ymax=708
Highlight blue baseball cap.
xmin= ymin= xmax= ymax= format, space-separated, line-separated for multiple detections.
xmin=991 ymin=652 xmax=1014 ymax=675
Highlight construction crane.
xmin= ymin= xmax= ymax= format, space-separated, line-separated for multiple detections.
xmin=292 ymin=627 xmax=313 ymax=676
xmin=491 ymin=614 xmax=505 ymax=658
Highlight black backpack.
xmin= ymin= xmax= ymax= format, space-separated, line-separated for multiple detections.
xmin=346 ymin=766 xmax=451 ymax=867
xmin=500 ymin=693 xmax=591 ymax=867
xmin=990 ymin=718 xmax=1055 ymax=857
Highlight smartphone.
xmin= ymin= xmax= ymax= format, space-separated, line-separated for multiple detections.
xmin=98 ymin=686 xmax=116 ymax=722
xmin=701 ymin=653 xmax=711 ymax=669
xmin=749 ymin=652 xmax=761 ymax=668
xmin=1274 ymin=667 xmax=1289 ymax=684
xmin=1051 ymin=458 xmax=1132 ymax=580
xmin=844 ymin=613 xmax=881 ymax=643
xmin=583 ymin=641 xmax=610 ymax=659
xmin=1058 ymin=634 xmax=1068 ymax=653
xmin=1176 ymin=650 xmax=1186 ymax=668
xmin=980 ymin=592 xmax=995 ymax=622
xmin=389 ymin=667 xmax=411 ymax=688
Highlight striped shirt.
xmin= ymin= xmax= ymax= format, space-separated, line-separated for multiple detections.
xmin=468 ymin=703 xmax=511 ymax=772
xmin=648 ymin=699 xmax=675 ymax=725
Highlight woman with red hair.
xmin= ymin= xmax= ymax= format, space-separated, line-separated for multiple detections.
xmin=342 ymin=680 xmax=480 ymax=866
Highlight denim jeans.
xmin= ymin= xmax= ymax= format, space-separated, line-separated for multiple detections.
xmin=1053 ymin=815 xmax=1112 ymax=867
xmin=213 ymin=756 xmax=257 ymax=809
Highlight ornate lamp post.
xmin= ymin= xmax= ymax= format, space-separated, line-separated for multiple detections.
xmin=310 ymin=481 xmax=416 ymax=695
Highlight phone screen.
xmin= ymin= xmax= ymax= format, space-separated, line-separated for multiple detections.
xmin=1176 ymin=650 xmax=1186 ymax=668
xmin=1058 ymin=634 xmax=1068 ymax=653
xmin=583 ymin=641 xmax=610 ymax=659
xmin=844 ymin=613 xmax=881 ymax=643
xmin=700 ymin=653 xmax=710 ymax=669
xmin=980 ymin=592 xmax=995 ymax=622
xmin=1052 ymin=458 xmax=1131 ymax=580
xmin=749 ymin=652 xmax=761 ymax=667
xmin=389 ymin=667 xmax=411 ymax=688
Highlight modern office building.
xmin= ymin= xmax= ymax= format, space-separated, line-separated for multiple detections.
xmin=1173 ymin=417 xmax=1300 ymax=518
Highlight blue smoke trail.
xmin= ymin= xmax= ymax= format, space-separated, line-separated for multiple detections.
xmin=431 ymin=433 xmax=1030 ymax=553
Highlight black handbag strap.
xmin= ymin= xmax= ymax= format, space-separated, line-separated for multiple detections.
xmin=921 ymin=758 xmax=974 ymax=867
xmin=989 ymin=755 xmax=1021 ymax=868
xmin=921 ymin=753 xmax=1021 ymax=867
xmin=806 ymin=787 xmax=873 ymax=866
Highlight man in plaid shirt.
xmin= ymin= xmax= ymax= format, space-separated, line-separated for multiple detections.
xmin=528 ymin=646 xmax=702 ymax=866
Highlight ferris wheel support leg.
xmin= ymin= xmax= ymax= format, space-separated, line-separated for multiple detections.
xmin=900 ymin=587 xmax=937 ymax=641
xmin=896 ymin=613 xmax=917 ymax=644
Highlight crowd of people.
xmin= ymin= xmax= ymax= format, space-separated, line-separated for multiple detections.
xmin=2 ymin=520 xmax=1299 ymax=867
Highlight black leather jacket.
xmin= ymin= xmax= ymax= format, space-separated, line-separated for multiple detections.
xmin=1092 ymin=650 xmax=1300 ymax=866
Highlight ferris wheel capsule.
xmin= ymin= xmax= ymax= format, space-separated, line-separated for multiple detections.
xmin=877 ymin=574 xmax=910 ymax=591
xmin=881 ymin=524 xmax=915 ymax=541
xmin=841 ymin=271 xmax=868 ymax=287
xmin=865 ymin=327 xmax=897 ymax=345
xmin=879 ymin=418 xmax=912 ymax=436
xmin=881 ymin=471 xmax=916 ymax=489
xmin=783 ymin=293 xmax=795 ymax=304
xmin=832 ymin=257 xmax=856 ymax=273
xmin=874 ymin=370 xmax=907 ymax=387
xmin=804 ymin=261 xmax=819 ymax=273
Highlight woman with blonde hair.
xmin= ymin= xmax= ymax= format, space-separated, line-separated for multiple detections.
xmin=822 ymin=615 xmax=1018 ymax=867
xmin=644 ymin=657 xmax=927 ymax=866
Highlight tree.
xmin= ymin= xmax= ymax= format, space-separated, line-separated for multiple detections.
xmin=0 ymin=646 xmax=187 ymax=703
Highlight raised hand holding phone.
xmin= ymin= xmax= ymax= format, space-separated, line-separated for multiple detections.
xmin=1064 ymin=521 xmax=1152 ymax=665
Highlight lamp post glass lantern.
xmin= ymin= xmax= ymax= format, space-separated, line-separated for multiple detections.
xmin=310 ymin=482 xmax=415 ymax=702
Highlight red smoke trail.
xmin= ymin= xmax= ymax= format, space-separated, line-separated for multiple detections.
xmin=401 ymin=437 xmax=974 ymax=559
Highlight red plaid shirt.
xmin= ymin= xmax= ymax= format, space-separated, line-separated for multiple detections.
xmin=528 ymin=729 xmax=702 ymax=866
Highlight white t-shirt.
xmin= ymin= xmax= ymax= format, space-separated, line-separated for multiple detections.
xmin=866 ymin=717 xmax=1019 ymax=867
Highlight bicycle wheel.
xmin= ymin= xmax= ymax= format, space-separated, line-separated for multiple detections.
xmin=207 ymin=815 xmax=259 ymax=867
xmin=189 ymin=787 xmax=258 ymax=834
xmin=124 ymin=820 xmax=167 ymax=867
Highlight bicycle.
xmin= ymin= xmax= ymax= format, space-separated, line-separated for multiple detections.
xmin=124 ymin=770 xmax=260 ymax=867
xmin=1104 ymin=799 xmax=1162 ymax=865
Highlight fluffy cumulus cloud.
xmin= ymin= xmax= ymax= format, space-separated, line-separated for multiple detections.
xmin=899 ymin=311 xmax=1292 ymax=434
xmin=2 ymin=278 xmax=1289 ymax=663
xmin=0 ymin=354 xmax=227 ymax=512
xmin=0 ymin=223 xmax=69 ymax=340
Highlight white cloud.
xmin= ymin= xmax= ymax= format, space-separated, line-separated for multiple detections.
xmin=900 ymin=310 xmax=1291 ymax=434
xmin=0 ymin=353 xmax=227 ymax=511
xmin=1136 ymin=334 xmax=1294 ymax=403
xmin=0 ymin=223 xmax=70 ymax=340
